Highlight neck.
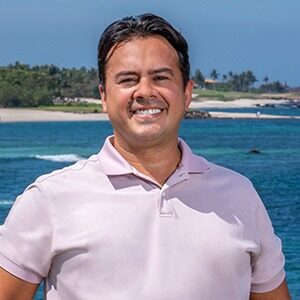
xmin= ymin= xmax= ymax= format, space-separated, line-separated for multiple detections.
xmin=112 ymin=136 xmax=181 ymax=186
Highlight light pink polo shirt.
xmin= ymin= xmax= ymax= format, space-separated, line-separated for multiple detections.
xmin=0 ymin=137 xmax=285 ymax=299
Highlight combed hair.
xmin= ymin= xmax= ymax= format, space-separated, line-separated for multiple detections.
xmin=97 ymin=13 xmax=190 ymax=87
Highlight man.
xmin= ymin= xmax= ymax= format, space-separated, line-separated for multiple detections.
xmin=0 ymin=13 xmax=291 ymax=299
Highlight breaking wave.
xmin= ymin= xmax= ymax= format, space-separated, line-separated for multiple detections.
xmin=0 ymin=200 xmax=14 ymax=206
xmin=34 ymin=154 xmax=84 ymax=162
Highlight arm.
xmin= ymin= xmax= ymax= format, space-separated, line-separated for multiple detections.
xmin=0 ymin=267 xmax=39 ymax=300
xmin=250 ymin=279 xmax=291 ymax=300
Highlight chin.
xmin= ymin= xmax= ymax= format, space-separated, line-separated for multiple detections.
xmin=128 ymin=130 xmax=164 ymax=143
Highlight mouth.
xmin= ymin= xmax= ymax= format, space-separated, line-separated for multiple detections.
xmin=129 ymin=99 xmax=167 ymax=118
xmin=134 ymin=108 xmax=163 ymax=115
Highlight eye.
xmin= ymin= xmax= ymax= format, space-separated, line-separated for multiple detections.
xmin=154 ymin=75 xmax=168 ymax=80
xmin=154 ymin=75 xmax=169 ymax=81
xmin=118 ymin=77 xmax=137 ymax=85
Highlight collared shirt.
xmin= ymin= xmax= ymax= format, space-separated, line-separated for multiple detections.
xmin=0 ymin=136 xmax=285 ymax=299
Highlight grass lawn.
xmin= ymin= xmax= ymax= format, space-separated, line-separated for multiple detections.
xmin=38 ymin=103 xmax=103 ymax=113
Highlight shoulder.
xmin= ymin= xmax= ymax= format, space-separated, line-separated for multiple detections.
xmin=23 ymin=153 xmax=108 ymax=201
xmin=206 ymin=160 xmax=253 ymax=187
xmin=180 ymin=138 xmax=255 ymax=191
xmin=190 ymin=153 xmax=255 ymax=191
xmin=190 ymin=157 xmax=262 ymax=211
xmin=34 ymin=153 xmax=106 ymax=186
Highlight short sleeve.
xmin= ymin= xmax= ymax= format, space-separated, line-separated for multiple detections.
xmin=0 ymin=183 xmax=53 ymax=283
xmin=250 ymin=189 xmax=286 ymax=293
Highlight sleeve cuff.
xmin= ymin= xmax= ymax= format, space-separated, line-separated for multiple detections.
xmin=0 ymin=253 xmax=43 ymax=284
xmin=251 ymin=269 xmax=286 ymax=293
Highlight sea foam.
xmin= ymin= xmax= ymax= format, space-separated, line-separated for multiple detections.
xmin=0 ymin=200 xmax=14 ymax=206
xmin=34 ymin=154 xmax=84 ymax=162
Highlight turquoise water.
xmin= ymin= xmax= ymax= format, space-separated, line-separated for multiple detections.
xmin=0 ymin=118 xmax=299 ymax=299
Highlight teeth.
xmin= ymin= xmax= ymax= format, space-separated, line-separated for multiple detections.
xmin=135 ymin=109 xmax=162 ymax=115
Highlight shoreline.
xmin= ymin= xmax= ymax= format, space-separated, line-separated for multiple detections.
xmin=0 ymin=98 xmax=299 ymax=123
xmin=189 ymin=97 xmax=299 ymax=108
xmin=0 ymin=108 xmax=110 ymax=123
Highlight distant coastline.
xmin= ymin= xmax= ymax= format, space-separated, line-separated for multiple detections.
xmin=0 ymin=108 xmax=109 ymax=123
xmin=1 ymin=98 xmax=299 ymax=123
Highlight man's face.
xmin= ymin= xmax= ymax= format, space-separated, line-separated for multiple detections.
xmin=100 ymin=35 xmax=193 ymax=149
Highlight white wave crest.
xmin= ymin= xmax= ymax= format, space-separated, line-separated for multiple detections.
xmin=0 ymin=200 xmax=14 ymax=205
xmin=34 ymin=154 xmax=84 ymax=162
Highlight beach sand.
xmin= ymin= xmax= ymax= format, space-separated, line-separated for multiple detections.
xmin=208 ymin=111 xmax=296 ymax=119
xmin=189 ymin=98 xmax=299 ymax=119
xmin=0 ymin=108 xmax=109 ymax=123
xmin=189 ymin=97 xmax=299 ymax=108
xmin=0 ymin=99 xmax=299 ymax=122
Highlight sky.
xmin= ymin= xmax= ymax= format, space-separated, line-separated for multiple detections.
xmin=0 ymin=0 xmax=300 ymax=86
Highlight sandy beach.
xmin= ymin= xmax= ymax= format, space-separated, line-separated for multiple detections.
xmin=0 ymin=108 xmax=109 ymax=123
xmin=189 ymin=98 xmax=300 ymax=119
xmin=0 ymin=99 xmax=299 ymax=122
xmin=189 ymin=98 xmax=295 ymax=109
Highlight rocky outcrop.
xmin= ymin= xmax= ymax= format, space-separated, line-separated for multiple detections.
xmin=184 ymin=110 xmax=212 ymax=119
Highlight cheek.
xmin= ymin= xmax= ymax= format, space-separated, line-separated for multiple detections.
xmin=105 ymin=95 xmax=132 ymax=120
xmin=110 ymin=86 xmax=134 ymax=102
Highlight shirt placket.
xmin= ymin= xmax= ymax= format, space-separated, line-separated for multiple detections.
xmin=158 ymin=188 xmax=174 ymax=217
xmin=158 ymin=169 xmax=189 ymax=217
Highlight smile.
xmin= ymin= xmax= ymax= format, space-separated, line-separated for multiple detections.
xmin=134 ymin=108 xmax=162 ymax=115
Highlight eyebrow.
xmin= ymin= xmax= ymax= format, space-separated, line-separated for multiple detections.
xmin=115 ymin=71 xmax=138 ymax=80
xmin=148 ymin=68 xmax=174 ymax=77
xmin=114 ymin=68 xmax=175 ymax=80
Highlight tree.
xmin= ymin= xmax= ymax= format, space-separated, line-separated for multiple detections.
xmin=243 ymin=70 xmax=257 ymax=92
xmin=224 ymin=70 xmax=257 ymax=92
xmin=222 ymin=74 xmax=227 ymax=82
xmin=192 ymin=68 xmax=205 ymax=87
xmin=228 ymin=71 xmax=233 ymax=79
xmin=210 ymin=69 xmax=219 ymax=80
xmin=0 ymin=63 xmax=100 ymax=107
xmin=259 ymin=80 xmax=287 ymax=93
xmin=263 ymin=76 xmax=269 ymax=84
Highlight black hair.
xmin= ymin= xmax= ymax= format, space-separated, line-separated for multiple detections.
xmin=97 ymin=13 xmax=190 ymax=87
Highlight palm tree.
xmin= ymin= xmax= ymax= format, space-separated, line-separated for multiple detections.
xmin=210 ymin=69 xmax=219 ymax=81
xmin=243 ymin=70 xmax=257 ymax=92
xmin=263 ymin=76 xmax=269 ymax=84
xmin=192 ymin=68 xmax=205 ymax=87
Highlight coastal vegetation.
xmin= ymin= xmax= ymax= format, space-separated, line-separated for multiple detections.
xmin=0 ymin=62 xmax=299 ymax=109
xmin=0 ymin=62 xmax=99 ymax=108
xmin=192 ymin=68 xmax=289 ymax=93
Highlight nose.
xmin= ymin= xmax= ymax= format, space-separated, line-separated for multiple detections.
xmin=133 ymin=77 xmax=158 ymax=100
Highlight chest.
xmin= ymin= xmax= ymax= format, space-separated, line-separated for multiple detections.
xmin=47 ymin=188 xmax=256 ymax=299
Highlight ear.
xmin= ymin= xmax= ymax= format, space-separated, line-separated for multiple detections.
xmin=184 ymin=80 xmax=194 ymax=111
xmin=99 ymin=84 xmax=107 ymax=113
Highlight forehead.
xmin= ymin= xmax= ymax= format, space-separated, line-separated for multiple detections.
xmin=105 ymin=36 xmax=180 ymax=70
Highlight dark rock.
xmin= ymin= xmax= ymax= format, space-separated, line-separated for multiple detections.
xmin=264 ymin=104 xmax=276 ymax=108
xmin=248 ymin=148 xmax=261 ymax=154
xmin=184 ymin=110 xmax=211 ymax=119
xmin=287 ymin=100 xmax=300 ymax=108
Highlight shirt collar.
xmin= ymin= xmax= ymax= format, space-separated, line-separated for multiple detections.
xmin=98 ymin=136 xmax=134 ymax=175
xmin=98 ymin=135 xmax=210 ymax=176
xmin=177 ymin=138 xmax=210 ymax=173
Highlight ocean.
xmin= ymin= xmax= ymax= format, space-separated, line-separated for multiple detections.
xmin=0 ymin=115 xmax=299 ymax=299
